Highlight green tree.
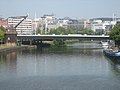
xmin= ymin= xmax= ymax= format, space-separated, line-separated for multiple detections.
xmin=78 ymin=28 xmax=94 ymax=35
xmin=0 ymin=27 xmax=5 ymax=39
xmin=48 ymin=27 xmax=78 ymax=35
xmin=66 ymin=28 xmax=77 ymax=34
xmin=49 ymin=27 xmax=66 ymax=35
xmin=110 ymin=22 xmax=120 ymax=45
xmin=53 ymin=39 xmax=65 ymax=46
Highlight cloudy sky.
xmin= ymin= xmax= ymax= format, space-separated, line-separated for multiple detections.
xmin=0 ymin=0 xmax=120 ymax=19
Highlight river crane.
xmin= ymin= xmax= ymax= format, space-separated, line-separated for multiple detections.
xmin=4 ymin=14 xmax=28 ymax=46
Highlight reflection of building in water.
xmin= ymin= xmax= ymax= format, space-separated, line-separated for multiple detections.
xmin=0 ymin=52 xmax=17 ymax=78
xmin=5 ymin=52 xmax=17 ymax=73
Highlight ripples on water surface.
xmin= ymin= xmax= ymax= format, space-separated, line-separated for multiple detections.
xmin=0 ymin=42 xmax=120 ymax=90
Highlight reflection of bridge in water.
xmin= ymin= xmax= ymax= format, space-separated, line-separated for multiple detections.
xmin=17 ymin=35 xmax=109 ymax=45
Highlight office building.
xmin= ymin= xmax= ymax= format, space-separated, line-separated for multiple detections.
xmin=8 ymin=16 xmax=32 ymax=35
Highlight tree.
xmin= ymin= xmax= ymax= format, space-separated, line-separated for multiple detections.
xmin=49 ymin=27 xmax=66 ymax=35
xmin=78 ymin=28 xmax=94 ymax=35
xmin=66 ymin=28 xmax=77 ymax=34
xmin=53 ymin=39 xmax=65 ymax=46
xmin=110 ymin=22 xmax=120 ymax=45
xmin=0 ymin=26 xmax=5 ymax=39
xmin=48 ymin=27 xmax=78 ymax=35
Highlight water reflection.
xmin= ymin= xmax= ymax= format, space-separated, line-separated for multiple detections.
xmin=0 ymin=52 xmax=17 ymax=79
xmin=14 ymin=43 xmax=108 ymax=77
xmin=0 ymin=43 xmax=120 ymax=80
xmin=107 ymin=62 xmax=120 ymax=80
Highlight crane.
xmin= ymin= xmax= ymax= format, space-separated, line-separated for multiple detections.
xmin=14 ymin=15 xmax=28 ymax=29
xmin=4 ymin=14 xmax=28 ymax=46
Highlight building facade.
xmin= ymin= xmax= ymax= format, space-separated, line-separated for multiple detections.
xmin=0 ymin=17 xmax=8 ymax=28
xmin=89 ymin=19 xmax=117 ymax=34
xmin=8 ymin=16 xmax=32 ymax=35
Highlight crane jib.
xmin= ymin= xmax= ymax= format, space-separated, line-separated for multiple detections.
xmin=14 ymin=15 xmax=28 ymax=28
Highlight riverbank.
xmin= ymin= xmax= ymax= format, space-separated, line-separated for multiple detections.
xmin=0 ymin=45 xmax=36 ymax=54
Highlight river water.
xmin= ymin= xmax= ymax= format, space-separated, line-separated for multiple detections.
xmin=0 ymin=42 xmax=120 ymax=90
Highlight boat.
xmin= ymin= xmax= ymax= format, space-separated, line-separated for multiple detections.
xmin=103 ymin=49 xmax=120 ymax=64
xmin=101 ymin=40 xmax=109 ymax=48
xmin=101 ymin=41 xmax=109 ymax=46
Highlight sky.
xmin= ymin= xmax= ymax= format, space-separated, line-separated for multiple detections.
xmin=0 ymin=0 xmax=120 ymax=19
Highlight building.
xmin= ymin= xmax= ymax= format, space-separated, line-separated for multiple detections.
xmin=32 ymin=14 xmax=59 ymax=34
xmin=89 ymin=18 xmax=117 ymax=34
xmin=32 ymin=14 xmax=118 ymax=35
xmin=68 ymin=19 xmax=88 ymax=30
xmin=0 ymin=21 xmax=8 ymax=28
xmin=90 ymin=20 xmax=104 ymax=33
xmin=58 ymin=18 xmax=70 ymax=29
xmin=32 ymin=18 xmax=41 ymax=34
xmin=0 ymin=17 xmax=8 ymax=28
xmin=8 ymin=16 xmax=32 ymax=35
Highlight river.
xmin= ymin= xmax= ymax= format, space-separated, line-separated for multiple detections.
xmin=0 ymin=42 xmax=120 ymax=90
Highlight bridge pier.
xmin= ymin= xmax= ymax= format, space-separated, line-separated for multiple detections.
xmin=30 ymin=40 xmax=32 ymax=45
xmin=36 ymin=40 xmax=51 ymax=48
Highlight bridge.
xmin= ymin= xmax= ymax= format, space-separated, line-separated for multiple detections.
xmin=17 ymin=34 xmax=110 ymax=46
xmin=17 ymin=34 xmax=109 ymax=40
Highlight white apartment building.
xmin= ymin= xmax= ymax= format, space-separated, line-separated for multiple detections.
xmin=90 ymin=19 xmax=117 ymax=34
xmin=8 ymin=16 xmax=33 ymax=35
xmin=43 ymin=14 xmax=56 ymax=21
xmin=33 ymin=14 xmax=58 ymax=33
xmin=90 ymin=20 xmax=103 ymax=32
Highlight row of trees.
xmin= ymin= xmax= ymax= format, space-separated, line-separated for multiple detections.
xmin=36 ymin=27 xmax=111 ymax=35
xmin=36 ymin=27 xmax=95 ymax=35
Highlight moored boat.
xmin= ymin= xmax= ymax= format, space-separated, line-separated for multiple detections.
xmin=101 ymin=40 xmax=109 ymax=48
xmin=103 ymin=49 xmax=120 ymax=64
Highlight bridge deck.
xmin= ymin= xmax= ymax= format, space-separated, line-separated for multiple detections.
xmin=17 ymin=35 xmax=109 ymax=40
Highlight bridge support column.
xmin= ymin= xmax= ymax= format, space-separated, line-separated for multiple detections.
xmin=30 ymin=40 xmax=32 ymax=45
xmin=36 ymin=40 xmax=42 ymax=48
xmin=40 ymin=40 xmax=42 ymax=44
